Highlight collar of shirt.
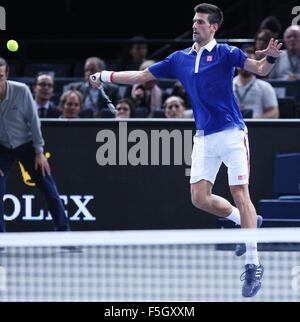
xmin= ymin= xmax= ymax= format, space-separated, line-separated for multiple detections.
xmin=188 ymin=38 xmax=217 ymax=55
xmin=1 ymin=81 xmax=11 ymax=102
xmin=188 ymin=39 xmax=217 ymax=73
xmin=36 ymin=101 xmax=51 ymax=110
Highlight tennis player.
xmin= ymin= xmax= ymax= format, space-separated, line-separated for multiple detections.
xmin=89 ymin=3 xmax=282 ymax=297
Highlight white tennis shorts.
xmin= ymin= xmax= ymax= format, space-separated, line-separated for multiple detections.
xmin=190 ymin=126 xmax=250 ymax=186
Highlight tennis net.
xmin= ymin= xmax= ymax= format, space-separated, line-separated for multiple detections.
xmin=0 ymin=228 xmax=300 ymax=302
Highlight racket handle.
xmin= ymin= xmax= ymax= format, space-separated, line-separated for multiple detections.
xmin=98 ymin=86 xmax=117 ymax=114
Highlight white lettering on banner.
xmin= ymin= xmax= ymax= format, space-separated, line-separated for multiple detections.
xmin=3 ymin=194 xmax=96 ymax=222
xmin=96 ymin=122 xmax=195 ymax=176
xmin=69 ymin=196 xmax=96 ymax=221
xmin=292 ymin=6 xmax=300 ymax=25
xmin=0 ymin=7 xmax=6 ymax=30
xmin=3 ymin=194 xmax=21 ymax=221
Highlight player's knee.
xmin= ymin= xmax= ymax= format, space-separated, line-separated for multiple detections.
xmin=231 ymin=188 xmax=248 ymax=208
xmin=191 ymin=193 xmax=209 ymax=211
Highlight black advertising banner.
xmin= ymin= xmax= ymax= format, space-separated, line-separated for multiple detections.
xmin=4 ymin=120 xmax=300 ymax=232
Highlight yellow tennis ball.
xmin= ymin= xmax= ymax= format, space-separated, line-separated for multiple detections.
xmin=7 ymin=40 xmax=19 ymax=52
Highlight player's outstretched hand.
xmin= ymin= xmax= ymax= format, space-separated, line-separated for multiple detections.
xmin=255 ymin=38 xmax=283 ymax=58
xmin=89 ymin=72 xmax=102 ymax=88
xmin=0 ymin=169 xmax=3 ymax=176
xmin=35 ymin=153 xmax=51 ymax=177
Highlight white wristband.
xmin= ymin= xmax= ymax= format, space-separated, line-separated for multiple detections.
xmin=100 ymin=70 xmax=114 ymax=83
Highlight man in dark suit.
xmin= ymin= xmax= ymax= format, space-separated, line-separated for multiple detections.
xmin=33 ymin=73 xmax=62 ymax=118
xmin=64 ymin=57 xmax=120 ymax=117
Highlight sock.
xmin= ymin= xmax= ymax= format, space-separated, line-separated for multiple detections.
xmin=226 ymin=206 xmax=241 ymax=225
xmin=245 ymin=242 xmax=259 ymax=266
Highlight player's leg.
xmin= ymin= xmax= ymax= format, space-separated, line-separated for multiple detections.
xmin=190 ymin=132 xmax=241 ymax=222
xmin=0 ymin=145 xmax=16 ymax=232
xmin=191 ymin=179 xmax=233 ymax=217
xmin=222 ymin=128 xmax=263 ymax=297
xmin=14 ymin=142 xmax=70 ymax=231
xmin=222 ymin=128 xmax=262 ymax=250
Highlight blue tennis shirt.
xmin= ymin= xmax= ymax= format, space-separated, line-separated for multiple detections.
xmin=148 ymin=39 xmax=247 ymax=135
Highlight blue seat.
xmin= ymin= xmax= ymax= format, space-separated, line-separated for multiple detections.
xmin=268 ymin=80 xmax=300 ymax=104
xmin=135 ymin=107 xmax=149 ymax=118
xmin=278 ymin=97 xmax=297 ymax=118
xmin=274 ymin=153 xmax=300 ymax=197
xmin=152 ymin=110 xmax=166 ymax=118
xmin=259 ymin=153 xmax=300 ymax=226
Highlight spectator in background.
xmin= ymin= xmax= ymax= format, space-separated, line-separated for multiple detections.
xmin=233 ymin=48 xmax=279 ymax=118
xmin=130 ymin=60 xmax=163 ymax=116
xmin=163 ymin=96 xmax=186 ymax=118
xmin=115 ymin=98 xmax=136 ymax=119
xmin=268 ymin=25 xmax=300 ymax=80
xmin=59 ymin=90 xmax=84 ymax=119
xmin=171 ymin=81 xmax=191 ymax=108
xmin=33 ymin=73 xmax=61 ymax=118
xmin=117 ymin=36 xmax=149 ymax=71
xmin=131 ymin=84 xmax=148 ymax=109
xmin=254 ymin=29 xmax=274 ymax=60
xmin=64 ymin=57 xmax=120 ymax=117
xmin=259 ymin=16 xmax=282 ymax=39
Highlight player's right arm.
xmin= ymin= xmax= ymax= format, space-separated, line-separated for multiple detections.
xmin=89 ymin=69 xmax=155 ymax=87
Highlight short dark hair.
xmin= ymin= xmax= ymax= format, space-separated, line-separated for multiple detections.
xmin=34 ymin=72 xmax=54 ymax=85
xmin=194 ymin=3 xmax=223 ymax=27
xmin=116 ymin=98 xmax=136 ymax=118
xmin=0 ymin=57 xmax=9 ymax=73
xmin=85 ymin=57 xmax=106 ymax=72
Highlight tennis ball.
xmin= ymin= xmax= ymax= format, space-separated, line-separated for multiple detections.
xmin=7 ymin=40 xmax=19 ymax=52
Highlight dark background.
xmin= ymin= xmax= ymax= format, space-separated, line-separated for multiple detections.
xmin=0 ymin=0 xmax=299 ymax=38
xmin=0 ymin=0 xmax=299 ymax=61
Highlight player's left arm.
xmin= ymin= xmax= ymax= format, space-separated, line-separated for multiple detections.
xmin=244 ymin=38 xmax=283 ymax=76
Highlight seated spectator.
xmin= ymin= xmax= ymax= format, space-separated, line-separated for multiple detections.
xmin=254 ymin=29 xmax=274 ymax=60
xmin=163 ymin=96 xmax=191 ymax=119
xmin=33 ymin=73 xmax=61 ymax=118
xmin=64 ymin=57 xmax=120 ymax=117
xmin=131 ymin=84 xmax=148 ymax=108
xmin=115 ymin=98 xmax=136 ymax=119
xmin=129 ymin=60 xmax=163 ymax=116
xmin=233 ymin=48 xmax=279 ymax=119
xmin=268 ymin=25 xmax=300 ymax=80
xmin=59 ymin=90 xmax=86 ymax=119
xmin=259 ymin=16 xmax=282 ymax=39
xmin=117 ymin=36 xmax=149 ymax=71
xmin=171 ymin=81 xmax=191 ymax=108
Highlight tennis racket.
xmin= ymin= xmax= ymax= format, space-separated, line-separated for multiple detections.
xmin=90 ymin=74 xmax=117 ymax=114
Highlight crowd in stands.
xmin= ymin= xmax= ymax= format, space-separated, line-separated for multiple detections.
xmin=6 ymin=22 xmax=300 ymax=120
